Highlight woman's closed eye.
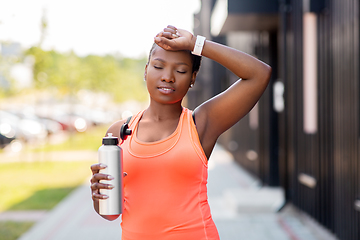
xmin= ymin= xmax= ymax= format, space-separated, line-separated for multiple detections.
xmin=154 ymin=65 xmax=187 ymax=74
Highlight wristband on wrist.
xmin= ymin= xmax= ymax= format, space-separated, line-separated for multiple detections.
xmin=191 ymin=35 xmax=206 ymax=56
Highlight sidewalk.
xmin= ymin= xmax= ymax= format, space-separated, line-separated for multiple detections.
xmin=17 ymin=145 xmax=338 ymax=240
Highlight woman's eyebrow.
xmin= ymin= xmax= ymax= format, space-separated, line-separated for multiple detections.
xmin=153 ymin=58 xmax=189 ymax=66
xmin=153 ymin=58 xmax=165 ymax=63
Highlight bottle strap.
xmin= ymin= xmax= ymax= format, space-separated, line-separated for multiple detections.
xmin=192 ymin=111 xmax=196 ymax=125
xmin=120 ymin=116 xmax=132 ymax=142
xmin=125 ymin=116 xmax=132 ymax=125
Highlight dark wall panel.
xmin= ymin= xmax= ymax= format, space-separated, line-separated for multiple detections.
xmin=199 ymin=0 xmax=359 ymax=238
xmin=332 ymin=0 xmax=359 ymax=239
xmin=317 ymin=4 xmax=334 ymax=230
xmin=281 ymin=0 xmax=359 ymax=239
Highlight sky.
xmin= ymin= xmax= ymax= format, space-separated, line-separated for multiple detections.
xmin=0 ymin=0 xmax=201 ymax=58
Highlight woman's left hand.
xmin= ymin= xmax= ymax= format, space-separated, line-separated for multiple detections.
xmin=154 ymin=25 xmax=195 ymax=52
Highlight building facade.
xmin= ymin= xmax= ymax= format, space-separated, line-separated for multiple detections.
xmin=190 ymin=0 xmax=360 ymax=239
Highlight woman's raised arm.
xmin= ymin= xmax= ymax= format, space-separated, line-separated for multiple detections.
xmin=194 ymin=39 xmax=271 ymax=139
xmin=155 ymin=25 xmax=271 ymax=158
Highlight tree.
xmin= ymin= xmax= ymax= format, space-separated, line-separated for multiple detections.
xmin=25 ymin=47 xmax=148 ymax=102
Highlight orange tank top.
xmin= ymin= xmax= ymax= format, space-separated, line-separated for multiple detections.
xmin=120 ymin=107 xmax=220 ymax=240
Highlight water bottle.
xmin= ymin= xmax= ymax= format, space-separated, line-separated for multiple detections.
xmin=98 ymin=133 xmax=123 ymax=220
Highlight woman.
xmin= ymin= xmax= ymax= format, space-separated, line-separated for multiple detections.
xmin=91 ymin=25 xmax=271 ymax=240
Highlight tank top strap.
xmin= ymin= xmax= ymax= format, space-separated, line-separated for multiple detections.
xmin=127 ymin=110 xmax=145 ymax=130
xmin=185 ymin=108 xmax=208 ymax=166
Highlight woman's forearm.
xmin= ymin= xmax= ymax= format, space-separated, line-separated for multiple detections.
xmin=198 ymin=39 xmax=271 ymax=81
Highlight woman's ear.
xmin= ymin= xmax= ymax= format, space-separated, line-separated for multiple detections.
xmin=144 ymin=64 xmax=148 ymax=81
xmin=190 ymin=71 xmax=197 ymax=86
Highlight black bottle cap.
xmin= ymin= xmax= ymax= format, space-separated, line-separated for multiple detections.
xmin=102 ymin=133 xmax=119 ymax=145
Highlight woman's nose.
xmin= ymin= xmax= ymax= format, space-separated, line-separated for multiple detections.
xmin=161 ymin=70 xmax=175 ymax=82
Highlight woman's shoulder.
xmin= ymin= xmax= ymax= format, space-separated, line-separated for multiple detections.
xmin=106 ymin=119 xmax=126 ymax=139
xmin=105 ymin=110 xmax=142 ymax=139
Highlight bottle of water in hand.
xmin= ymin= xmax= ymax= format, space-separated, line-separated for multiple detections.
xmin=98 ymin=133 xmax=123 ymax=220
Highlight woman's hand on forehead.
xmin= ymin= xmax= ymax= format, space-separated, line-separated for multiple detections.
xmin=162 ymin=25 xmax=180 ymax=39
xmin=154 ymin=25 xmax=195 ymax=52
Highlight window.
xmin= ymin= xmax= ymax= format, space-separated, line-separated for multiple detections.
xmin=303 ymin=12 xmax=318 ymax=134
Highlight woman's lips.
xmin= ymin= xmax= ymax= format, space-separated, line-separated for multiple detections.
xmin=158 ymin=86 xmax=175 ymax=94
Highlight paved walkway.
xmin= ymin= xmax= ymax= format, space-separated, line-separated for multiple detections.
xmin=15 ymin=145 xmax=337 ymax=240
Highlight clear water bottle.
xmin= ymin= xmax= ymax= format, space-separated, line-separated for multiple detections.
xmin=98 ymin=133 xmax=123 ymax=220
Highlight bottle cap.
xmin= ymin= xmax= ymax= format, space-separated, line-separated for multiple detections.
xmin=102 ymin=133 xmax=119 ymax=145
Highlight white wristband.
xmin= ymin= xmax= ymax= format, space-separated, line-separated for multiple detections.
xmin=191 ymin=35 xmax=206 ymax=56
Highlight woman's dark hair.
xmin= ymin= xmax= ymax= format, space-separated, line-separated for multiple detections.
xmin=147 ymin=43 xmax=202 ymax=73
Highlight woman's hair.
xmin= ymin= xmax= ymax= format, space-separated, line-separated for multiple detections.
xmin=147 ymin=43 xmax=202 ymax=74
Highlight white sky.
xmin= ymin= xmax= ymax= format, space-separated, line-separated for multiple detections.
xmin=0 ymin=0 xmax=201 ymax=58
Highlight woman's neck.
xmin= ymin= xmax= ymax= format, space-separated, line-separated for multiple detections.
xmin=144 ymin=100 xmax=183 ymax=121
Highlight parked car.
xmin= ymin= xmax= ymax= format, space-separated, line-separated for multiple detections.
xmin=7 ymin=109 xmax=62 ymax=135
xmin=0 ymin=110 xmax=48 ymax=142
xmin=0 ymin=132 xmax=15 ymax=148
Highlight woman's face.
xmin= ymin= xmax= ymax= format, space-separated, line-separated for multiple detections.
xmin=145 ymin=46 xmax=196 ymax=105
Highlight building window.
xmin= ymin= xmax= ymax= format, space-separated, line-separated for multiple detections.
xmin=303 ymin=12 xmax=318 ymax=134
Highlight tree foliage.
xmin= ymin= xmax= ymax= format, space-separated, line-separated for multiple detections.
xmin=25 ymin=47 xmax=148 ymax=102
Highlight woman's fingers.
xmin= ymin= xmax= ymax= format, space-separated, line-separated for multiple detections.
xmin=154 ymin=26 xmax=194 ymax=52
xmin=91 ymin=178 xmax=114 ymax=200
xmin=90 ymin=163 xmax=107 ymax=174
xmin=161 ymin=25 xmax=179 ymax=39
xmin=163 ymin=26 xmax=180 ymax=39
xmin=92 ymin=192 xmax=109 ymax=200
xmin=156 ymin=31 xmax=178 ymax=41
xmin=156 ymin=25 xmax=182 ymax=43
xmin=90 ymin=164 xmax=128 ymax=201
xmin=164 ymin=25 xmax=176 ymax=31
xmin=154 ymin=37 xmax=174 ymax=51
xmin=91 ymin=173 xmax=114 ymax=183
xmin=155 ymin=31 xmax=164 ymax=38
xmin=91 ymin=182 xmax=114 ymax=191
xmin=161 ymin=31 xmax=173 ymax=39
xmin=166 ymin=25 xmax=177 ymax=30
xmin=90 ymin=161 xmax=127 ymax=201
xmin=166 ymin=25 xmax=178 ymax=36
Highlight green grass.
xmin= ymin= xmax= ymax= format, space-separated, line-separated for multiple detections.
xmin=8 ymin=187 xmax=76 ymax=211
xmin=0 ymin=221 xmax=34 ymax=240
xmin=0 ymin=126 xmax=109 ymax=212
xmin=0 ymin=160 xmax=95 ymax=212
xmin=0 ymin=124 xmax=104 ymax=240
